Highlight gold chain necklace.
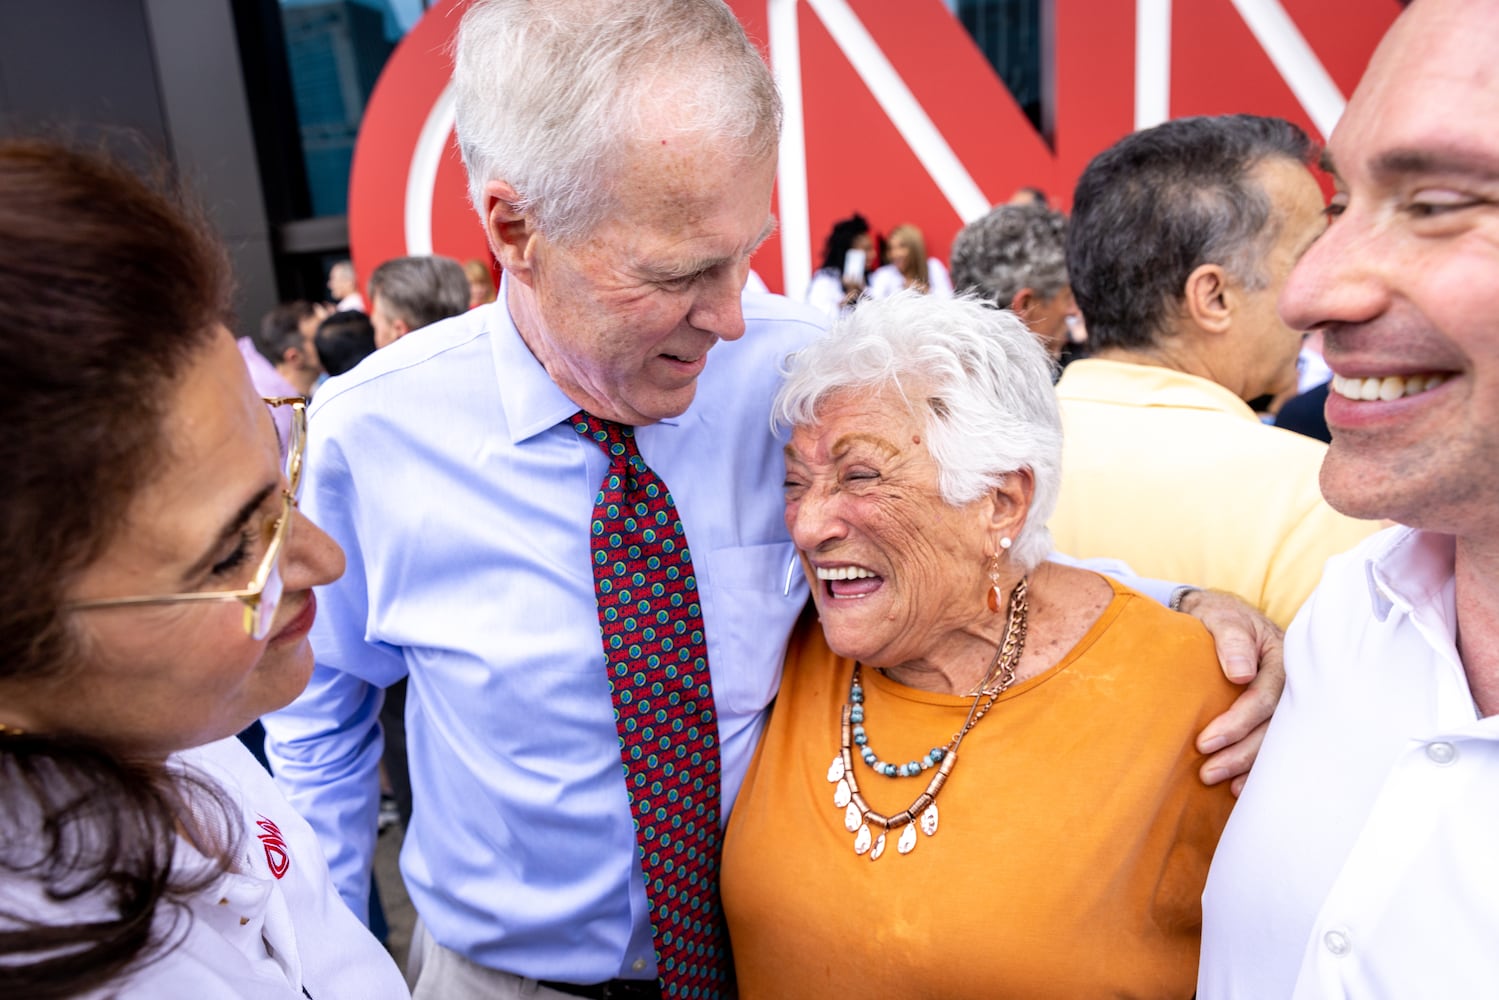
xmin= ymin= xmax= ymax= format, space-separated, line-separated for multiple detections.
xmin=826 ymin=577 xmax=1029 ymax=860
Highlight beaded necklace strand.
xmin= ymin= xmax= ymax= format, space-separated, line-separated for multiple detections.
xmin=826 ymin=577 xmax=1029 ymax=860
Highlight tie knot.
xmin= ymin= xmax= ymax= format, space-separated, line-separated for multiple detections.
xmin=570 ymin=410 xmax=639 ymax=468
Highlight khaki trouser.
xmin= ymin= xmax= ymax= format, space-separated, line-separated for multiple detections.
xmin=408 ymin=920 xmax=586 ymax=1000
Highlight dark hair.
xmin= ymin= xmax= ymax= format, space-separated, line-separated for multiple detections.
xmin=817 ymin=213 xmax=870 ymax=272
xmin=315 ymin=309 xmax=378 ymax=376
xmin=949 ymin=203 xmax=1069 ymax=306
xmin=254 ymin=300 xmax=317 ymax=366
xmin=1065 ymin=114 xmax=1314 ymax=351
xmin=368 ymin=254 xmax=470 ymax=332
xmin=0 ymin=139 xmax=236 ymax=995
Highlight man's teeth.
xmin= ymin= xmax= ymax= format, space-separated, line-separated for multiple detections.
xmin=816 ymin=566 xmax=876 ymax=581
xmin=1331 ymin=373 xmax=1449 ymax=402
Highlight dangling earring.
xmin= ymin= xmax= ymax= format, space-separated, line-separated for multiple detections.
xmin=986 ymin=537 xmax=1013 ymax=613
xmin=989 ymin=551 xmax=1001 ymax=614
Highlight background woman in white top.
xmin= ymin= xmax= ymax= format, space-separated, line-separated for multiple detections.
xmin=0 ymin=140 xmax=408 ymax=999
xmin=868 ymin=222 xmax=954 ymax=299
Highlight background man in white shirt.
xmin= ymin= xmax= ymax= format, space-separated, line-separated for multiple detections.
xmin=1199 ymin=0 xmax=1499 ymax=995
xmin=328 ymin=259 xmax=366 ymax=312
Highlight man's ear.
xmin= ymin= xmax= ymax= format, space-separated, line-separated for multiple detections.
xmin=1008 ymin=287 xmax=1038 ymax=317
xmin=1183 ymin=263 xmax=1234 ymax=335
xmin=391 ymin=318 xmax=411 ymax=342
xmin=485 ymin=180 xmax=540 ymax=288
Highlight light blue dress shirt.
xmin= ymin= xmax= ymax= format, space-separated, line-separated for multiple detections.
xmin=263 ymin=290 xmax=824 ymax=982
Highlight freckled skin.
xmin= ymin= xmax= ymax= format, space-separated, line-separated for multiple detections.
xmin=500 ymin=116 xmax=778 ymax=426
xmin=782 ymin=388 xmax=1013 ymax=683
xmin=784 ymin=386 xmax=1117 ymax=693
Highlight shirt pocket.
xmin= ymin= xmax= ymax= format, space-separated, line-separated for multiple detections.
xmin=703 ymin=540 xmax=805 ymax=714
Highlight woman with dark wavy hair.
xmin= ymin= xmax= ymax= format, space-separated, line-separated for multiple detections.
xmin=0 ymin=140 xmax=408 ymax=998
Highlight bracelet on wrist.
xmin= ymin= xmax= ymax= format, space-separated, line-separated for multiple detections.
xmin=1168 ymin=585 xmax=1200 ymax=613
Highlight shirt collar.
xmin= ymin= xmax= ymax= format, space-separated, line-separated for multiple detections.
xmin=490 ymin=276 xmax=585 ymax=444
xmin=491 ymin=274 xmax=691 ymax=444
xmin=1058 ymin=358 xmax=1261 ymax=421
xmin=1363 ymin=526 xmax=1457 ymax=627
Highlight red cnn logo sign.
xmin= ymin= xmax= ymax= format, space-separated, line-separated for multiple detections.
xmin=348 ymin=0 xmax=1398 ymax=298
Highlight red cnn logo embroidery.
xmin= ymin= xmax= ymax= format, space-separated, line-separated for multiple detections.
xmin=255 ymin=816 xmax=290 ymax=880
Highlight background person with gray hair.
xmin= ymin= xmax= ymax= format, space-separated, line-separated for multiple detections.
xmin=367 ymin=254 xmax=469 ymax=348
xmin=1049 ymin=114 xmax=1380 ymax=629
xmin=949 ymin=202 xmax=1077 ymax=358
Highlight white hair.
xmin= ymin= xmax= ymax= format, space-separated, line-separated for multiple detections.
xmin=453 ymin=0 xmax=782 ymax=244
xmin=773 ymin=291 xmax=1062 ymax=572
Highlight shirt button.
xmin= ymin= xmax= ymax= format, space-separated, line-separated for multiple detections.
xmin=632 ymin=958 xmax=646 ymax=972
xmin=1426 ymin=741 xmax=1458 ymax=765
xmin=1323 ymin=930 xmax=1351 ymax=956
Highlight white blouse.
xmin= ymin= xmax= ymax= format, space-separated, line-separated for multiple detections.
xmin=1 ymin=736 xmax=409 ymax=998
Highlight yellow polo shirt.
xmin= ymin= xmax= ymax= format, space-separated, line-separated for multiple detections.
xmin=1050 ymin=358 xmax=1379 ymax=628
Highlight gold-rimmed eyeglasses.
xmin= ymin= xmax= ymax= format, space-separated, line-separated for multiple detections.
xmin=68 ymin=397 xmax=308 ymax=640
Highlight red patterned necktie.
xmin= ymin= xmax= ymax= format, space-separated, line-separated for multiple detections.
xmin=571 ymin=411 xmax=732 ymax=999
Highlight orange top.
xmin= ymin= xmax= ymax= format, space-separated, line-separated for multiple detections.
xmin=722 ymin=578 xmax=1237 ymax=999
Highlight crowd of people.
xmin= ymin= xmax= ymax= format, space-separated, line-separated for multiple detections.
xmin=811 ymin=199 xmax=1080 ymax=357
xmin=2 ymin=0 xmax=1495 ymax=997
xmin=239 ymin=251 xmax=495 ymax=408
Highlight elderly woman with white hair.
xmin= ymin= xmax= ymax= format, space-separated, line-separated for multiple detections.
xmin=721 ymin=292 xmax=1237 ymax=998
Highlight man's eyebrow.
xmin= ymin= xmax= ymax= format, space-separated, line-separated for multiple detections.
xmin=1318 ymin=149 xmax=1338 ymax=177
xmin=645 ymin=258 xmax=718 ymax=280
xmin=1369 ymin=146 xmax=1499 ymax=183
xmin=644 ymin=217 xmax=780 ymax=280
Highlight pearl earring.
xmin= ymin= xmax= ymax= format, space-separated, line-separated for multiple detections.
xmin=987 ymin=538 xmax=1014 ymax=612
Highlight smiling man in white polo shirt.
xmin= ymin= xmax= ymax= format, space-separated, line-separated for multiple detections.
xmin=1198 ymin=0 xmax=1499 ymax=995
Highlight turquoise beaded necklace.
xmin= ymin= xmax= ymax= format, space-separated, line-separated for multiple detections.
xmin=827 ymin=577 xmax=1029 ymax=860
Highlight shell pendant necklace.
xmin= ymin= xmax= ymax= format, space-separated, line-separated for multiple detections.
xmin=826 ymin=577 xmax=1029 ymax=860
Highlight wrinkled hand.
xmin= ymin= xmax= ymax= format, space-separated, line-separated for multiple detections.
xmin=1179 ymin=589 xmax=1285 ymax=796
